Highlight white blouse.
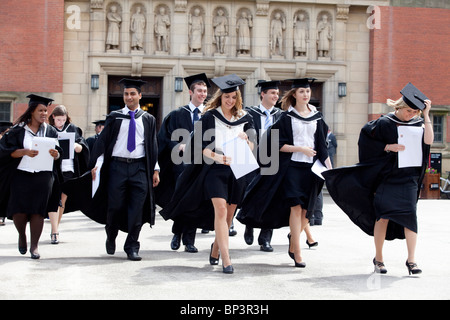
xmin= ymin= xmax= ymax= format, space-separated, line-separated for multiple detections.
xmin=213 ymin=107 xmax=246 ymax=153
xmin=289 ymin=105 xmax=318 ymax=164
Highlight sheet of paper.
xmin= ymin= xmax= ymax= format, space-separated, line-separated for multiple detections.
xmin=222 ymin=137 xmax=259 ymax=180
xmin=92 ymin=155 xmax=104 ymax=198
xmin=57 ymin=132 xmax=75 ymax=160
xmin=398 ymin=126 xmax=423 ymax=168
xmin=311 ymin=159 xmax=328 ymax=180
xmin=30 ymin=137 xmax=56 ymax=172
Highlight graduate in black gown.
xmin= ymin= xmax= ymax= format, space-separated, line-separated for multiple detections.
xmin=237 ymin=78 xmax=332 ymax=268
xmin=323 ymin=83 xmax=433 ymax=275
xmin=86 ymin=119 xmax=105 ymax=151
xmin=63 ymin=78 xmax=159 ymax=261
xmin=242 ymin=80 xmax=283 ymax=252
xmin=0 ymin=121 xmax=12 ymax=226
xmin=47 ymin=105 xmax=89 ymax=244
xmin=0 ymin=95 xmax=62 ymax=259
xmin=161 ymin=74 xmax=257 ymax=274
xmin=156 ymin=73 xmax=210 ymax=253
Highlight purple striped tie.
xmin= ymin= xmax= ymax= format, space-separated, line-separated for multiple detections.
xmin=127 ymin=110 xmax=136 ymax=152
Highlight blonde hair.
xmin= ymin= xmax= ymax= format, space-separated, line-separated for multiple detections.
xmin=387 ymin=97 xmax=421 ymax=114
xmin=203 ymin=88 xmax=245 ymax=118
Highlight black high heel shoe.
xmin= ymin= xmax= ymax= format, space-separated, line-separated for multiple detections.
xmin=287 ymin=234 xmax=294 ymax=260
xmin=373 ymin=258 xmax=387 ymax=274
xmin=293 ymin=252 xmax=306 ymax=268
xmin=209 ymin=243 xmax=219 ymax=265
xmin=18 ymin=236 xmax=27 ymax=255
xmin=406 ymin=260 xmax=422 ymax=275
xmin=306 ymin=240 xmax=318 ymax=249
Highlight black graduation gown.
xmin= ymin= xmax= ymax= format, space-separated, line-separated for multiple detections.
xmin=155 ymin=105 xmax=194 ymax=208
xmin=62 ymin=109 xmax=158 ymax=232
xmin=159 ymin=109 xmax=257 ymax=230
xmin=52 ymin=123 xmax=90 ymax=214
xmin=0 ymin=124 xmax=63 ymax=218
xmin=236 ymin=110 xmax=329 ymax=229
xmin=322 ymin=113 xmax=430 ymax=240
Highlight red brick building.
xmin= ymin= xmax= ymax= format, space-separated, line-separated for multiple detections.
xmin=0 ymin=0 xmax=64 ymax=119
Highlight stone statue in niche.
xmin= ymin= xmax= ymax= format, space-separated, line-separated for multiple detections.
xmin=270 ymin=12 xmax=286 ymax=56
xmin=293 ymin=12 xmax=309 ymax=57
xmin=236 ymin=10 xmax=253 ymax=55
xmin=317 ymin=13 xmax=333 ymax=58
xmin=154 ymin=6 xmax=170 ymax=52
xmin=130 ymin=6 xmax=146 ymax=51
xmin=106 ymin=5 xmax=122 ymax=50
xmin=189 ymin=7 xmax=204 ymax=53
xmin=213 ymin=8 xmax=228 ymax=55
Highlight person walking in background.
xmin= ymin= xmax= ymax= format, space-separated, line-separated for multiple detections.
xmin=243 ymin=80 xmax=283 ymax=252
xmin=47 ymin=105 xmax=89 ymax=244
xmin=156 ymin=73 xmax=211 ymax=253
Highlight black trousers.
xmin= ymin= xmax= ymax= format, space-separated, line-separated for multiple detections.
xmin=106 ymin=159 xmax=148 ymax=254
xmin=172 ymin=221 xmax=196 ymax=245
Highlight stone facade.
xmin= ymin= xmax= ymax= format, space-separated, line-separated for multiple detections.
xmin=61 ymin=0 xmax=390 ymax=167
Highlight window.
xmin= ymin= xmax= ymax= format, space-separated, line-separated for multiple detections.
xmin=0 ymin=102 xmax=11 ymax=121
xmin=433 ymin=115 xmax=444 ymax=143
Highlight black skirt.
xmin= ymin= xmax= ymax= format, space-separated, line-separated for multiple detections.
xmin=374 ymin=167 xmax=421 ymax=235
xmin=204 ymin=163 xmax=247 ymax=205
xmin=7 ymin=170 xmax=54 ymax=218
xmin=282 ymin=161 xmax=314 ymax=208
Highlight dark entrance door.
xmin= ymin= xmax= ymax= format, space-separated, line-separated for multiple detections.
xmin=108 ymin=76 xmax=163 ymax=129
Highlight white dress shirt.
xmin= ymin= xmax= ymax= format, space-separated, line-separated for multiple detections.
xmin=259 ymin=104 xmax=275 ymax=136
xmin=289 ymin=105 xmax=318 ymax=164
xmin=112 ymin=106 xmax=146 ymax=159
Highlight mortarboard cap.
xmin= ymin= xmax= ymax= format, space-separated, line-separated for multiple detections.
xmin=400 ymin=82 xmax=428 ymax=111
xmin=119 ymin=78 xmax=147 ymax=90
xmin=256 ymin=80 xmax=281 ymax=91
xmin=26 ymin=94 xmax=54 ymax=106
xmin=212 ymin=74 xmax=246 ymax=93
xmin=287 ymin=78 xmax=316 ymax=89
xmin=92 ymin=120 xmax=106 ymax=126
xmin=185 ymin=73 xmax=211 ymax=89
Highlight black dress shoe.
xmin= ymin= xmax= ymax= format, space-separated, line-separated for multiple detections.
xmin=260 ymin=242 xmax=273 ymax=252
xmin=171 ymin=234 xmax=181 ymax=250
xmin=106 ymin=238 xmax=116 ymax=255
xmin=244 ymin=226 xmax=254 ymax=245
xmin=184 ymin=244 xmax=198 ymax=253
xmin=127 ymin=251 xmax=142 ymax=261
xmin=223 ymin=265 xmax=234 ymax=274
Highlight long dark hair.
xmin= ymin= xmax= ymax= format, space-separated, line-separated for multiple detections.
xmin=48 ymin=105 xmax=71 ymax=126
xmin=14 ymin=102 xmax=44 ymax=125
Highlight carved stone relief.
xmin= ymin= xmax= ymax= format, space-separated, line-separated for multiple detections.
xmin=293 ymin=10 xmax=309 ymax=58
xmin=130 ymin=4 xmax=146 ymax=51
xmin=236 ymin=8 xmax=253 ymax=56
xmin=154 ymin=4 xmax=171 ymax=53
xmin=212 ymin=7 xmax=229 ymax=55
xmin=105 ymin=3 xmax=122 ymax=51
xmin=188 ymin=6 xmax=205 ymax=54
xmin=270 ymin=10 xmax=286 ymax=57
xmin=316 ymin=11 xmax=333 ymax=59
